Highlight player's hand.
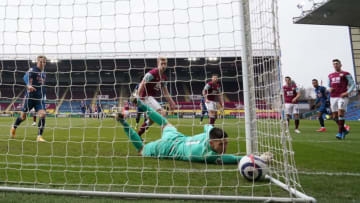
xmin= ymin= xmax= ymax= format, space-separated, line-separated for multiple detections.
xmin=292 ymin=98 xmax=297 ymax=103
xmin=340 ymin=92 xmax=349 ymax=98
xmin=170 ymin=102 xmax=176 ymax=110
xmin=27 ymin=85 xmax=36 ymax=92
xmin=328 ymin=88 xmax=334 ymax=93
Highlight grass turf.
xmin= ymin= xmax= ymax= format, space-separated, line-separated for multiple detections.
xmin=0 ymin=117 xmax=359 ymax=202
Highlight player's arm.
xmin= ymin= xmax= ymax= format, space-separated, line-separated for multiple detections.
xmin=23 ymin=71 xmax=36 ymax=92
xmin=328 ymin=77 xmax=333 ymax=93
xmin=218 ymin=87 xmax=224 ymax=108
xmin=292 ymin=87 xmax=301 ymax=103
xmin=341 ymin=75 xmax=356 ymax=98
xmin=210 ymin=154 xmax=243 ymax=165
xmin=162 ymin=85 xmax=176 ymax=109
xmin=202 ymin=84 xmax=210 ymax=101
xmin=137 ymin=72 xmax=154 ymax=98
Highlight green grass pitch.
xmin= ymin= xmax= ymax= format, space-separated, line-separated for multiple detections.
xmin=0 ymin=117 xmax=359 ymax=202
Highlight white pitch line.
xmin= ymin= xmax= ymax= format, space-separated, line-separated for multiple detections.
xmin=298 ymin=171 xmax=360 ymax=177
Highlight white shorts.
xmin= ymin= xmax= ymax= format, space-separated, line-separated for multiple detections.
xmin=285 ymin=103 xmax=299 ymax=115
xmin=144 ymin=96 xmax=162 ymax=111
xmin=330 ymin=97 xmax=349 ymax=112
xmin=205 ymin=101 xmax=217 ymax=111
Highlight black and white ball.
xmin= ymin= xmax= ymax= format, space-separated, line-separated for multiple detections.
xmin=238 ymin=154 xmax=268 ymax=181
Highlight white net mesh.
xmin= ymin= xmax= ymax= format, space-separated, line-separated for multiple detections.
xmin=0 ymin=0 xmax=312 ymax=201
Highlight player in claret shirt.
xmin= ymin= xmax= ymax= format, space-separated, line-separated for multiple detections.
xmin=202 ymin=74 xmax=224 ymax=126
xmin=135 ymin=57 xmax=176 ymax=137
xmin=328 ymin=59 xmax=355 ymax=140
xmin=283 ymin=76 xmax=301 ymax=134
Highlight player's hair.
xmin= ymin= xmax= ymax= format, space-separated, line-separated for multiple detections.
xmin=157 ymin=57 xmax=167 ymax=64
xmin=212 ymin=74 xmax=218 ymax=77
xmin=209 ymin=128 xmax=228 ymax=140
xmin=312 ymin=79 xmax=318 ymax=82
xmin=285 ymin=76 xmax=291 ymax=80
xmin=37 ymin=55 xmax=47 ymax=61
xmin=332 ymin=59 xmax=341 ymax=64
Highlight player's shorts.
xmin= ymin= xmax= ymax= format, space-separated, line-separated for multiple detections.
xmin=284 ymin=103 xmax=299 ymax=115
xmin=317 ymin=101 xmax=330 ymax=113
xmin=330 ymin=97 xmax=349 ymax=112
xmin=22 ymin=98 xmax=46 ymax=112
xmin=81 ymin=108 xmax=86 ymax=114
xmin=142 ymin=125 xmax=185 ymax=158
xmin=143 ymin=96 xmax=162 ymax=111
xmin=205 ymin=101 xmax=217 ymax=111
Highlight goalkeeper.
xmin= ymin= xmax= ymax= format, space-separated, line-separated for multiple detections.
xmin=116 ymin=98 xmax=243 ymax=164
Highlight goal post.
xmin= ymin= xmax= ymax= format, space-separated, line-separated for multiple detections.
xmin=0 ymin=0 xmax=316 ymax=202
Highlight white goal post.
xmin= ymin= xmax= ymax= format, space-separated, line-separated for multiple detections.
xmin=0 ymin=0 xmax=315 ymax=202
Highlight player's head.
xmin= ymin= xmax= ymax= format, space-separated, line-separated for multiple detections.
xmin=209 ymin=128 xmax=228 ymax=154
xmin=157 ymin=57 xmax=168 ymax=72
xmin=312 ymin=79 xmax=319 ymax=88
xmin=332 ymin=59 xmax=342 ymax=72
xmin=285 ymin=76 xmax=291 ymax=85
xmin=36 ymin=56 xmax=47 ymax=70
xmin=211 ymin=74 xmax=218 ymax=83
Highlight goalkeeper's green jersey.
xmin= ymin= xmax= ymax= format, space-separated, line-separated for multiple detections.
xmin=142 ymin=124 xmax=242 ymax=164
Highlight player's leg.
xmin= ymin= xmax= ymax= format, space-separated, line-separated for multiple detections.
xmin=316 ymin=111 xmax=326 ymax=132
xmin=206 ymin=101 xmax=217 ymax=126
xmin=316 ymin=103 xmax=326 ymax=132
xmin=32 ymin=113 xmax=37 ymax=126
xmin=135 ymin=109 xmax=142 ymax=130
xmin=136 ymin=99 xmax=169 ymax=128
xmin=294 ymin=114 xmax=300 ymax=133
xmin=337 ymin=97 xmax=349 ymax=139
xmin=137 ymin=97 xmax=162 ymax=136
xmin=116 ymin=113 xmax=144 ymax=154
xmin=11 ymin=99 xmax=30 ymax=138
xmin=36 ymin=100 xmax=47 ymax=142
xmin=284 ymin=103 xmax=292 ymax=129
xmin=200 ymin=110 xmax=206 ymax=124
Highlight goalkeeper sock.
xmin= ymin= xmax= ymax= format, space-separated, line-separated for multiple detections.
xmin=137 ymin=99 xmax=168 ymax=127
xmin=318 ymin=117 xmax=324 ymax=127
xmin=13 ymin=117 xmax=24 ymax=129
xmin=119 ymin=119 xmax=144 ymax=152
xmin=38 ymin=117 xmax=46 ymax=136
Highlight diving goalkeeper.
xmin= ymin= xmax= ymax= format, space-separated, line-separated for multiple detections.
xmin=116 ymin=98 xmax=244 ymax=164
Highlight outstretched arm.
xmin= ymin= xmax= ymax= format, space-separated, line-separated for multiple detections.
xmin=207 ymin=154 xmax=243 ymax=165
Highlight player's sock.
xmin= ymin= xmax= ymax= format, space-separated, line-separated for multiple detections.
xmin=119 ymin=119 xmax=143 ymax=152
xmin=135 ymin=113 xmax=141 ymax=124
xmin=338 ymin=117 xmax=345 ymax=133
xmin=137 ymin=99 xmax=168 ymax=126
xmin=38 ymin=117 xmax=45 ymax=136
xmin=287 ymin=118 xmax=290 ymax=127
xmin=33 ymin=116 xmax=36 ymax=122
xmin=200 ymin=114 xmax=204 ymax=122
xmin=209 ymin=116 xmax=215 ymax=125
xmin=137 ymin=122 xmax=148 ymax=136
xmin=318 ymin=117 xmax=324 ymax=128
xmin=294 ymin=119 xmax=299 ymax=129
xmin=13 ymin=117 xmax=24 ymax=129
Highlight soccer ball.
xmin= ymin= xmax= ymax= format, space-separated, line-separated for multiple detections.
xmin=238 ymin=154 xmax=268 ymax=181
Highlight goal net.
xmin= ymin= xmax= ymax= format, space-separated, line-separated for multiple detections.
xmin=0 ymin=0 xmax=315 ymax=201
